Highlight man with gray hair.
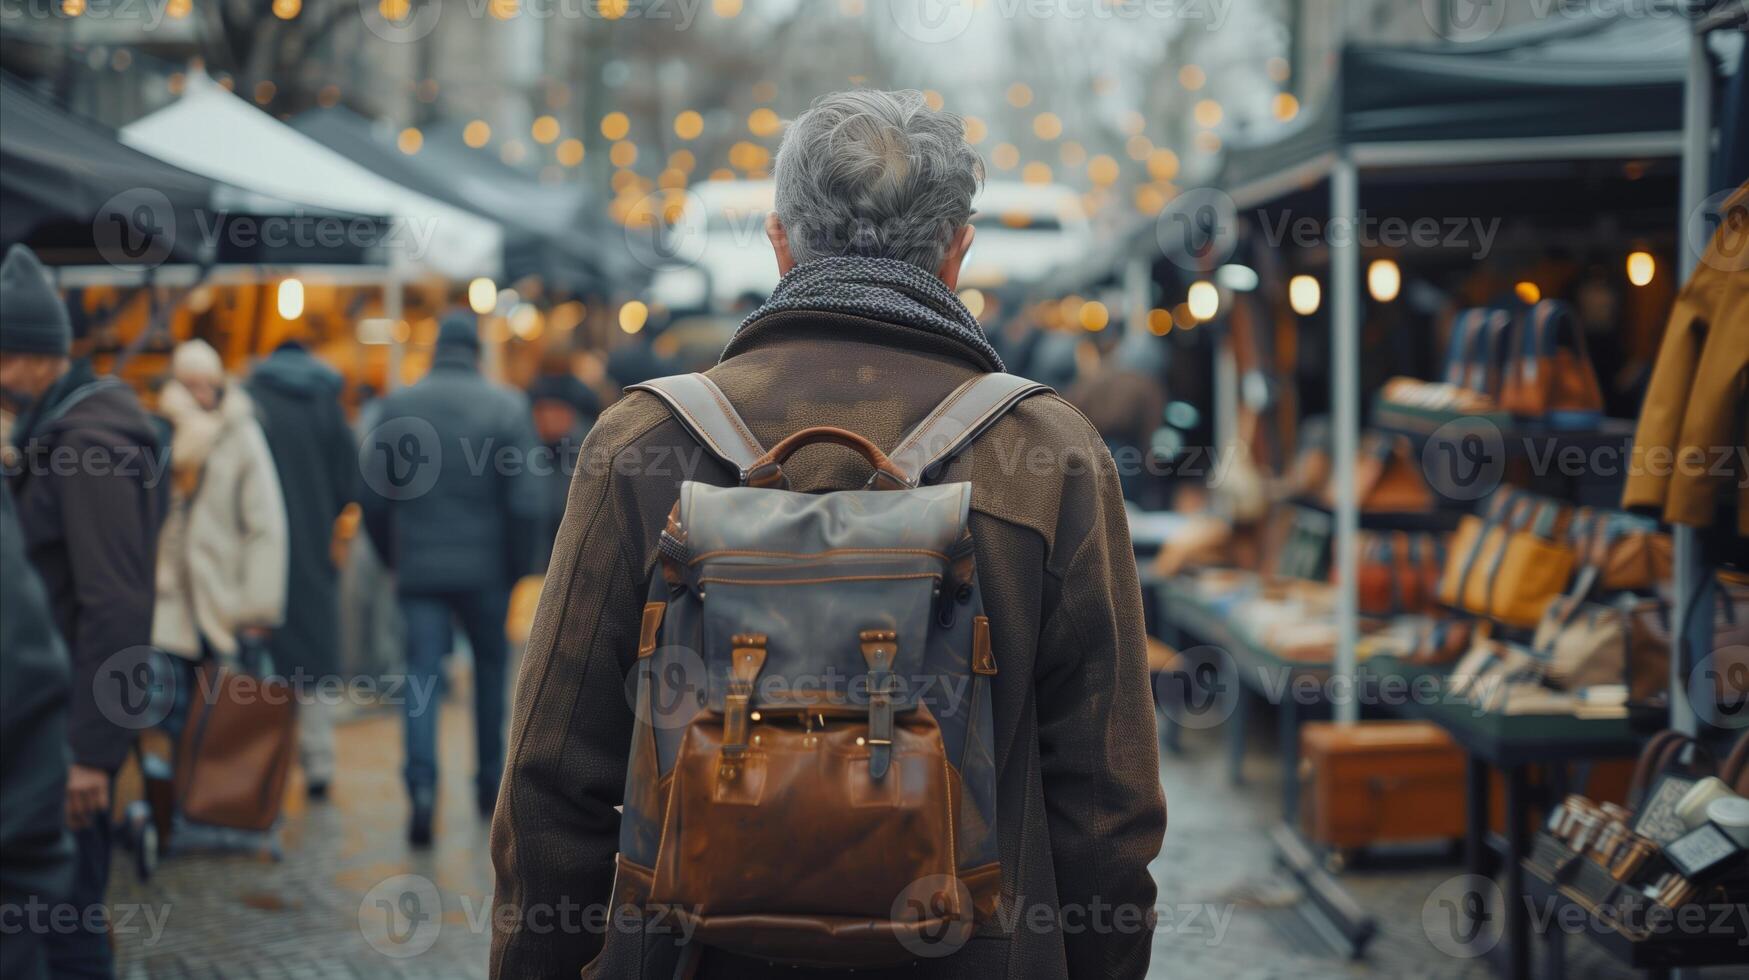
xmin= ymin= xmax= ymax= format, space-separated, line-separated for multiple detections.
xmin=492 ymin=90 xmax=1164 ymax=979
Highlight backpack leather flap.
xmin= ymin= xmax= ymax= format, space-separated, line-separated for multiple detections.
xmin=682 ymin=482 xmax=970 ymax=718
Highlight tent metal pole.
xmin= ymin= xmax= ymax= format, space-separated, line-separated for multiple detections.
xmin=1668 ymin=23 xmax=1714 ymax=741
xmin=1330 ymin=153 xmax=1361 ymax=725
xmin=386 ymin=226 xmax=405 ymax=392
xmin=1665 ymin=19 xmax=1716 ymax=747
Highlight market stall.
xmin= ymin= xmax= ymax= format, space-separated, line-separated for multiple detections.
xmin=1136 ymin=9 xmax=1747 ymax=979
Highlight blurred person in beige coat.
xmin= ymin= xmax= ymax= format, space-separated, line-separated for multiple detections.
xmin=152 ymin=340 xmax=288 ymax=741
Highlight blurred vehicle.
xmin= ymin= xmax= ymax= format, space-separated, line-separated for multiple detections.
xmin=649 ymin=180 xmax=779 ymax=313
xmin=960 ymin=181 xmax=1092 ymax=289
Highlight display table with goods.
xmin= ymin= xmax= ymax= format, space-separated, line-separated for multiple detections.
xmin=1520 ymin=731 xmax=1749 ymax=976
xmin=1359 ymin=654 xmax=1648 ymax=980
xmin=1149 ymin=568 xmax=1350 ymax=821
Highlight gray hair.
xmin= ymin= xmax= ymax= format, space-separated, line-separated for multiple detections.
xmin=773 ymin=90 xmax=984 ymax=273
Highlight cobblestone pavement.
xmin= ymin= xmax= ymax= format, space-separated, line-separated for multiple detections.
xmin=108 ymin=697 xmax=1727 ymax=978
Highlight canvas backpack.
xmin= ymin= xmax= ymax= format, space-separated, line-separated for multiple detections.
xmin=614 ymin=370 xmax=1049 ymax=971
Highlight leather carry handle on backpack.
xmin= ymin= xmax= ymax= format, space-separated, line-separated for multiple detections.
xmin=744 ymin=425 xmax=911 ymax=490
xmin=621 ymin=372 xmax=1047 ymax=972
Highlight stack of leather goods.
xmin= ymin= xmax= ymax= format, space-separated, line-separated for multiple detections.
xmin=1428 ymin=494 xmax=1705 ymax=717
xmin=1622 ymin=180 xmax=1749 ymax=539
xmin=1351 ymin=529 xmax=1447 ymax=618
xmin=1527 ymin=732 xmax=1749 ymax=943
xmin=1438 ymin=488 xmax=1581 ymax=629
xmin=1375 ymin=299 xmax=1605 ymax=432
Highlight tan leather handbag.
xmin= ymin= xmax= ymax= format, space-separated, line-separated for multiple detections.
xmin=1499 ymin=300 xmax=1605 ymax=425
xmin=1532 ymin=595 xmax=1627 ymax=692
xmin=1461 ymin=494 xmax=1539 ymax=614
xmin=1487 ymin=500 xmax=1578 ymax=627
xmin=1439 ymin=490 xmax=1518 ymax=607
xmin=1359 ymin=435 xmax=1436 ymax=515
xmin=1624 ymin=597 xmax=1675 ymax=705
xmin=1588 ymin=515 xmax=1673 ymax=592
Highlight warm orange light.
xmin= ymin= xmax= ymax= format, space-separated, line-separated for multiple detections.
xmin=1626 ymin=251 xmax=1655 ymax=287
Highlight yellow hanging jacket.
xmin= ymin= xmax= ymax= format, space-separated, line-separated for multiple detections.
xmin=1623 ymin=181 xmax=1749 ymax=536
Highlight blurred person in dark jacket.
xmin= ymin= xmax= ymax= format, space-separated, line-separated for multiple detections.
xmin=0 ymin=482 xmax=74 ymax=980
xmin=247 ymin=339 xmax=358 ymax=799
xmin=525 ymin=366 xmax=598 ymax=571
xmin=0 ymin=244 xmax=165 ymax=980
xmin=360 ymin=313 xmax=542 ymax=845
xmin=340 ymin=383 xmax=402 ymax=684
xmin=1066 ymin=334 xmax=1167 ymax=503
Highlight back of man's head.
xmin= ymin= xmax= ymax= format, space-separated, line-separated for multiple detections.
xmin=773 ymin=89 xmax=983 ymax=274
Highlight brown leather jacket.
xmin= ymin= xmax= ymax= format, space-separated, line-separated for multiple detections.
xmin=491 ymin=313 xmax=1166 ymax=979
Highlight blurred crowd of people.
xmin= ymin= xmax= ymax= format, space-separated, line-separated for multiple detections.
xmin=0 ymin=244 xmax=600 ymax=980
xmin=0 ymin=227 xmax=1185 ymax=979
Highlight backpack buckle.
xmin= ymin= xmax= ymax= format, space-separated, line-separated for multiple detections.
xmin=721 ymin=634 xmax=767 ymax=777
xmin=859 ymin=630 xmax=898 ymax=780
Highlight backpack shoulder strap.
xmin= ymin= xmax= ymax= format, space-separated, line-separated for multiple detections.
xmin=627 ymin=373 xmax=767 ymax=480
xmin=881 ymin=373 xmax=1052 ymax=488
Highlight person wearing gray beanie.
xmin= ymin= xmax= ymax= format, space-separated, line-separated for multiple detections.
xmin=2 ymin=243 xmax=167 ymax=980
xmin=0 ymin=245 xmax=74 ymax=443
xmin=0 ymin=244 xmax=72 ymax=358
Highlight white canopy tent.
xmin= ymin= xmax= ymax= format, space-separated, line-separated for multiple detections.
xmin=120 ymin=73 xmax=502 ymax=281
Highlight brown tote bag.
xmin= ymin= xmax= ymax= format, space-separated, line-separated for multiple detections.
xmin=174 ymin=655 xmax=298 ymax=832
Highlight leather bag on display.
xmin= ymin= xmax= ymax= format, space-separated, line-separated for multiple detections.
xmin=1499 ymin=299 xmax=1606 ymax=428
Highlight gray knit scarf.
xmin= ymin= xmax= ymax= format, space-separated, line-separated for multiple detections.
xmin=723 ymin=256 xmax=1004 ymax=372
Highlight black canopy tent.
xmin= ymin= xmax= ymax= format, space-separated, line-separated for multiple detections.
xmin=1202 ymin=12 xmax=1718 ymax=724
xmin=1 ymin=72 xmax=215 ymax=267
xmin=1 ymin=73 xmax=387 ymax=273
xmin=291 ymin=106 xmax=633 ymax=296
xmin=1222 ymin=12 xmax=1692 ymax=208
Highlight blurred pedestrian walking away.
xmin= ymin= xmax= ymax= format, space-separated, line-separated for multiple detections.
xmin=360 ymin=312 xmax=542 ymax=846
xmin=152 ymin=340 xmax=288 ymax=735
xmin=340 ymin=383 xmax=403 ymax=684
xmin=0 ymin=482 xmax=75 ymax=980
xmin=525 ymin=365 xmax=597 ymax=571
xmin=0 ymin=244 xmax=166 ymax=980
xmin=247 ymin=339 xmax=358 ymax=797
